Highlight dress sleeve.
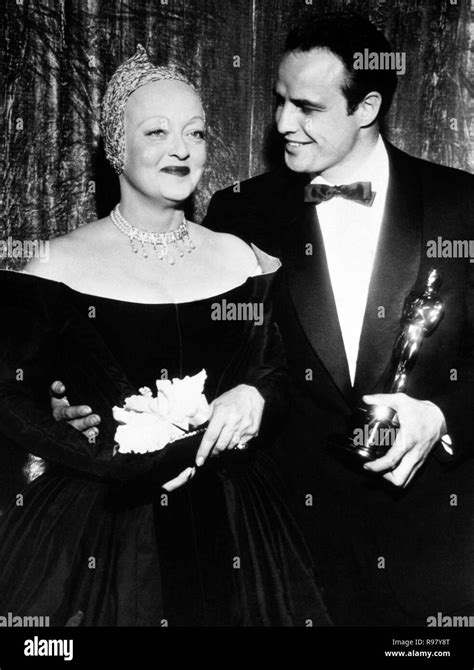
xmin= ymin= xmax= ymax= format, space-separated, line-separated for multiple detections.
xmin=238 ymin=271 xmax=291 ymax=433
xmin=0 ymin=272 xmax=200 ymax=485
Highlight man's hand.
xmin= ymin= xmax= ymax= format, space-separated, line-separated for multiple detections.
xmin=362 ymin=393 xmax=447 ymax=487
xmin=50 ymin=381 xmax=101 ymax=441
xmin=195 ymin=384 xmax=264 ymax=467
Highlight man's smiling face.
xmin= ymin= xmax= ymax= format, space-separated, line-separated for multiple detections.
xmin=275 ymin=48 xmax=365 ymax=180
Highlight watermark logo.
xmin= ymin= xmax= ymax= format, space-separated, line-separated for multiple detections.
xmin=426 ymin=236 xmax=474 ymax=262
xmin=24 ymin=636 xmax=73 ymax=661
xmin=427 ymin=612 xmax=474 ymax=627
xmin=352 ymin=424 xmax=397 ymax=448
xmin=353 ymin=49 xmax=406 ymax=75
xmin=211 ymin=299 xmax=263 ymax=326
xmin=0 ymin=612 xmax=50 ymax=627
xmin=0 ymin=237 xmax=49 ymax=262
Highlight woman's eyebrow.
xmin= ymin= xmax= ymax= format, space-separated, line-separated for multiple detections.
xmin=137 ymin=115 xmax=205 ymax=128
xmin=184 ymin=115 xmax=206 ymax=124
xmin=137 ymin=115 xmax=169 ymax=128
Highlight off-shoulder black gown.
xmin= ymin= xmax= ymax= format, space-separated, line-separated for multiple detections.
xmin=0 ymin=263 xmax=329 ymax=626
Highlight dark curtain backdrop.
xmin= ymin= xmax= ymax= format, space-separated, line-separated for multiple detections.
xmin=2 ymin=0 xmax=473 ymax=269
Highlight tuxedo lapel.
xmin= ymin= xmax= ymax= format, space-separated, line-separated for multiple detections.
xmin=353 ymin=143 xmax=423 ymax=397
xmin=281 ymin=176 xmax=353 ymax=403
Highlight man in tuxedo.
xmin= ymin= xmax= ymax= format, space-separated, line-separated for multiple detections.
xmin=201 ymin=13 xmax=474 ymax=625
xmin=52 ymin=13 xmax=474 ymax=625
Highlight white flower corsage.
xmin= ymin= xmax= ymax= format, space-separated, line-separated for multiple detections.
xmin=112 ymin=369 xmax=211 ymax=454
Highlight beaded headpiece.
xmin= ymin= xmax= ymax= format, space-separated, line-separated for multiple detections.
xmin=101 ymin=45 xmax=196 ymax=174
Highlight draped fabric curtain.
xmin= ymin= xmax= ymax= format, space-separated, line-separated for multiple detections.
xmin=2 ymin=0 xmax=473 ymax=269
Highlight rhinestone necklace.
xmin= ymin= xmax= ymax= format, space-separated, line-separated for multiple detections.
xmin=110 ymin=204 xmax=195 ymax=265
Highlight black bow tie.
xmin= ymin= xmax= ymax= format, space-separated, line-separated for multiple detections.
xmin=304 ymin=181 xmax=375 ymax=207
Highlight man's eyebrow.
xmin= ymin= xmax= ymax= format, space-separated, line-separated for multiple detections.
xmin=290 ymin=97 xmax=326 ymax=109
xmin=272 ymin=90 xmax=325 ymax=109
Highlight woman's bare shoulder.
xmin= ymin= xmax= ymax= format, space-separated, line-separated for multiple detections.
xmin=23 ymin=219 xmax=108 ymax=281
xmin=191 ymin=223 xmax=257 ymax=273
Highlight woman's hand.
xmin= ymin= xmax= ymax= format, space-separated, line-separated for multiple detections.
xmin=195 ymin=384 xmax=264 ymax=467
xmin=162 ymin=466 xmax=196 ymax=492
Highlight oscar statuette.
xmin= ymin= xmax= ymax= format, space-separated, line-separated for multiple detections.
xmin=330 ymin=268 xmax=445 ymax=463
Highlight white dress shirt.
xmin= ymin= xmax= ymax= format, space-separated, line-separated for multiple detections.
xmin=312 ymin=136 xmax=389 ymax=384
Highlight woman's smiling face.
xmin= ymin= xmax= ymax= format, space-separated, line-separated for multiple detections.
xmin=122 ymin=79 xmax=207 ymax=205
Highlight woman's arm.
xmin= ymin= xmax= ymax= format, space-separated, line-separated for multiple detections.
xmin=0 ymin=272 xmax=200 ymax=486
xmin=195 ymin=270 xmax=290 ymax=465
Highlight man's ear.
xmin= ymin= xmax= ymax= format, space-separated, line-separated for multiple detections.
xmin=355 ymin=91 xmax=382 ymax=128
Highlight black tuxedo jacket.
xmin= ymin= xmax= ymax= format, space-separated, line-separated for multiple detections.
xmin=203 ymin=141 xmax=474 ymax=625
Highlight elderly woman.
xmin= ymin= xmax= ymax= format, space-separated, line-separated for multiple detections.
xmin=0 ymin=47 xmax=328 ymax=626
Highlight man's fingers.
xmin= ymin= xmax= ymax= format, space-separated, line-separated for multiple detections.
xmin=363 ymin=430 xmax=412 ymax=473
xmin=52 ymin=404 xmax=94 ymax=423
xmin=363 ymin=393 xmax=406 ymax=411
xmin=50 ymin=396 xmax=69 ymax=413
xmin=401 ymin=461 xmax=424 ymax=488
xmin=49 ymin=380 xmax=102 ymax=439
xmin=361 ymin=394 xmax=444 ymax=485
xmin=162 ymin=466 xmax=196 ymax=492
xmin=382 ymin=451 xmax=423 ymax=487
xmin=83 ymin=427 xmax=100 ymax=441
xmin=68 ymin=415 xmax=101 ymax=432
xmin=51 ymin=401 xmax=71 ymax=421
xmin=50 ymin=380 xmax=66 ymax=397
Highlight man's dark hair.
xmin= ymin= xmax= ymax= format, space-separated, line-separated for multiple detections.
xmin=284 ymin=13 xmax=398 ymax=119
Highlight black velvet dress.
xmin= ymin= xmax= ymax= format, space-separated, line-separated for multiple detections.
xmin=0 ymin=262 xmax=329 ymax=626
